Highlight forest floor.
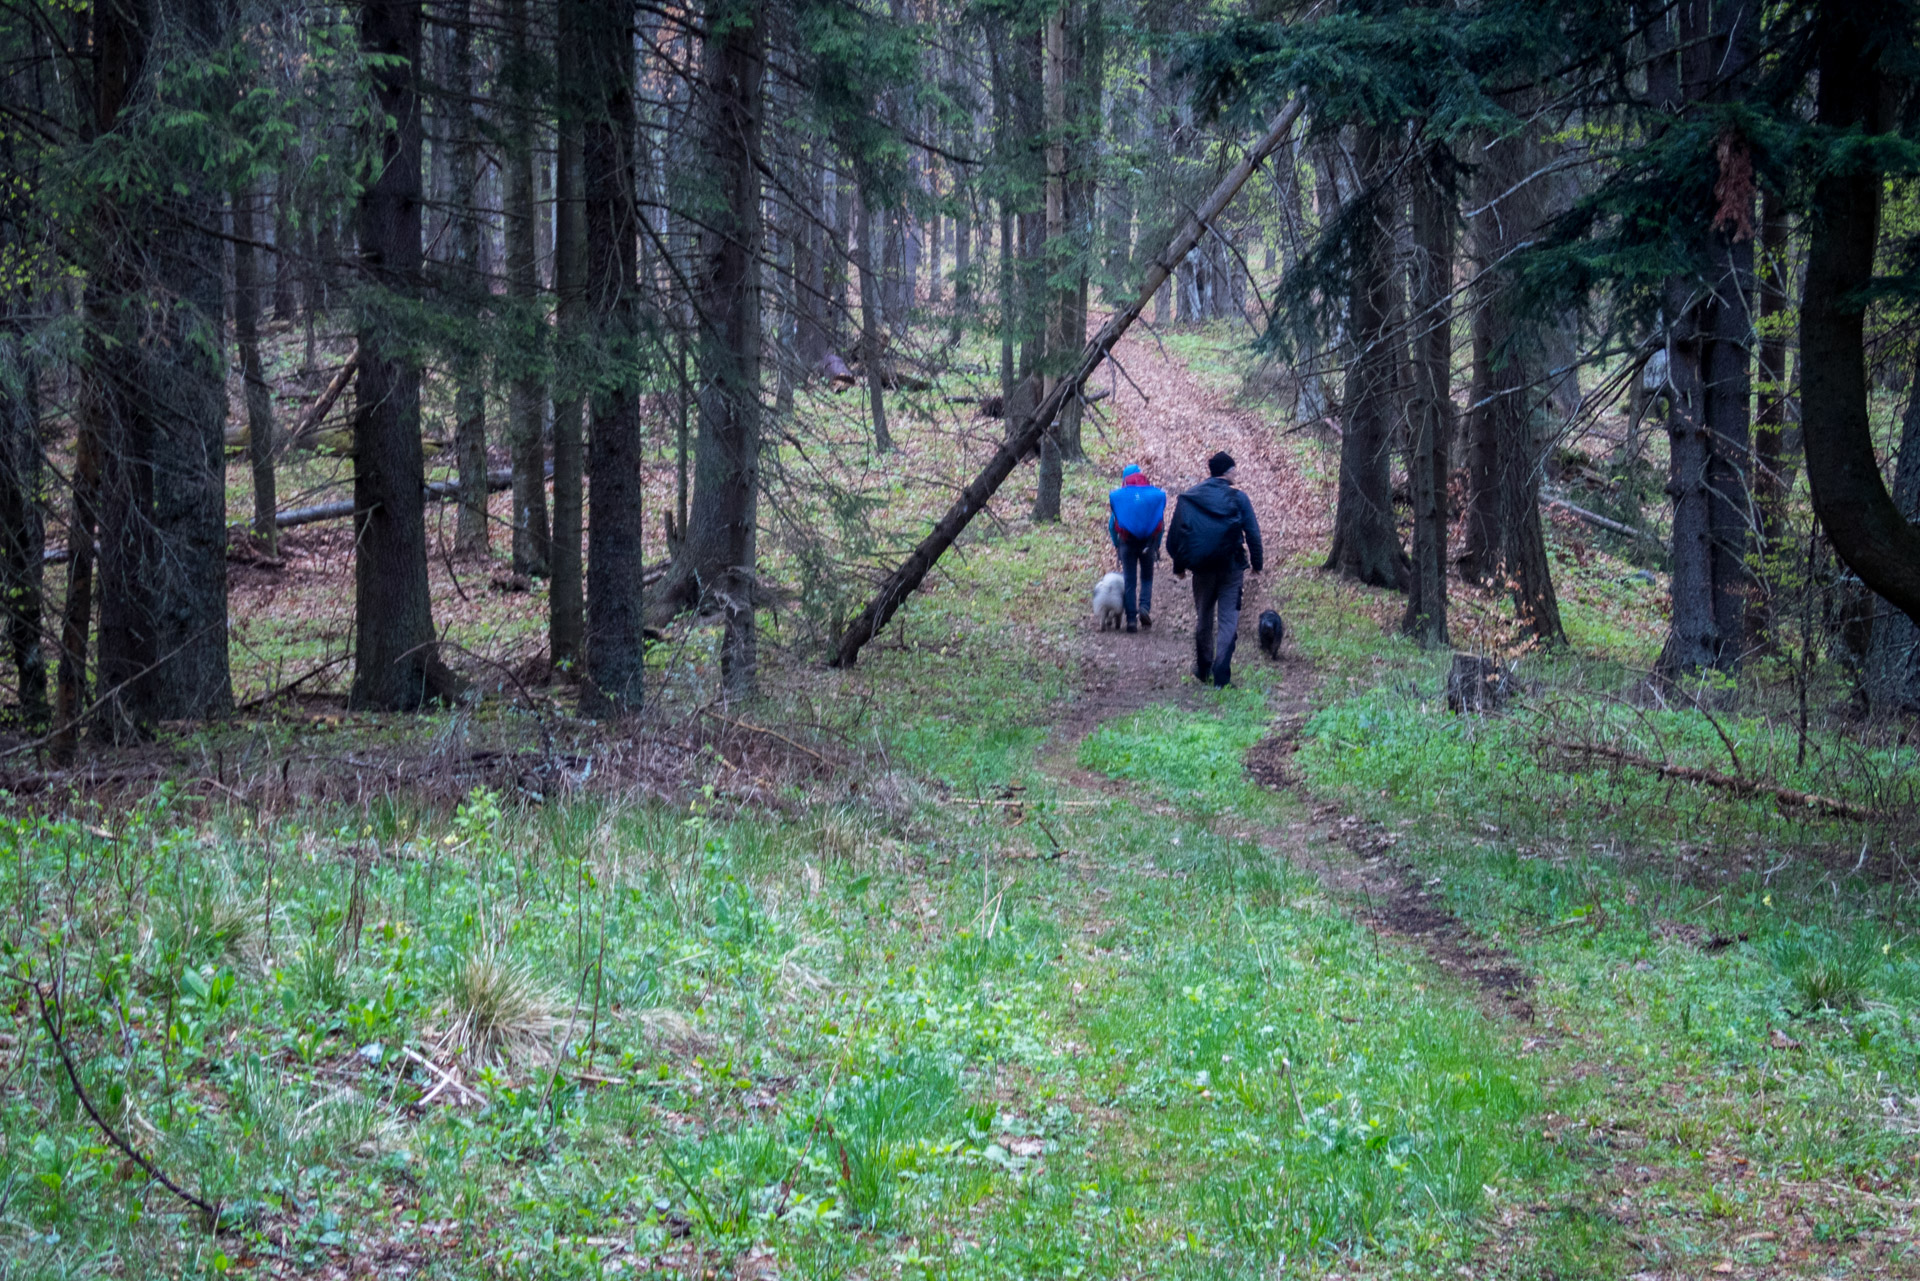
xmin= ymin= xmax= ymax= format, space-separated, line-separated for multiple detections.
xmin=2 ymin=324 xmax=1918 ymax=1281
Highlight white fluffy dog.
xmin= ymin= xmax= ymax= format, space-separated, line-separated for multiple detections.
xmin=1093 ymin=571 xmax=1125 ymax=631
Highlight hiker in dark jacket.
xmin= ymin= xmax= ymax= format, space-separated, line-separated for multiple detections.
xmin=1107 ymin=463 xmax=1166 ymax=632
xmin=1166 ymin=451 xmax=1264 ymax=687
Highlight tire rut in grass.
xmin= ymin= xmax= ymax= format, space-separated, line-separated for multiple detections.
xmin=1246 ymin=716 xmax=1537 ymax=1023
xmin=1057 ymin=326 xmax=1537 ymax=1023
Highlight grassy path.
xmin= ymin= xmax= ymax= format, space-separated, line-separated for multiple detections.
xmin=1031 ymin=331 xmax=1920 ymax=1279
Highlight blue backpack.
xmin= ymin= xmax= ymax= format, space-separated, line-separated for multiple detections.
xmin=1110 ymin=485 xmax=1167 ymax=541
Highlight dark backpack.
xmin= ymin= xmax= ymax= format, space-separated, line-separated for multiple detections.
xmin=1168 ymin=489 xmax=1243 ymax=572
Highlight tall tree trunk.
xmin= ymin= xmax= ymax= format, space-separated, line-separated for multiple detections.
xmin=1748 ymin=193 xmax=1792 ymax=650
xmin=1494 ymin=371 xmax=1565 ymax=645
xmin=999 ymin=202 xmax=1017 ymax=399
xmin=353 ymin=0 xmax=461 ymax=709
xmin=1863 ymin=369 xmax=1920 ymax=712
xmin=50 ymin=405 xmax=95 ymax=760
xmin=273 ymin=166 xmax=301 ymax=322
xmin=1102 ymin=62 xmax=1135 ymax=292
xmin=1059 ymin=0 xmax=1098 ymax=462
xmin=951 ymin=186 xmax=971 ymax=345
xmin=1032 ymin=7 xmax=1067 ymax=523
xmin=795 ymin=157 xmax=830 ymax=369
xmin=1324 ymin=128 xmax=1406 ymax=589
xmin=447 ymin=0 xmax=489 ymax=555
xmin=0 ymin=325 xmax=46 ymax=727
xmin=882 ymin=214 xmax=906 ymax=323
xmin=1148 ymin=43 xmax=1172 ymax=325
xmin=690 ymin=0 xmax=765 ymax=696
xmin=830 ymin=167 xmax=853 ymax=350
xmin=1402 ymin=144 xmax=1452 ymax=647
xmin=504 ymin=0 xmax=549 ymax=578
xmin=549 ymin=0 xmax=586 ymax=668
xmin=1458 ymin=117 xmax=1566 ymax=643
xmin=88 ymin=0 xmax=233 ymax=736
xmin=1800 ymin=0 xmax=1920 ymax=628
xmin=855 ymin=195 xmax=893 ymax=453
xmin=1659 ymin=286 xmax=1719 ymax=673
xmin=233 ymin=183 xmax=279 ymax=551
xmin=1656 ymin=0 xmax=1756 ymax=680
xmin=577 ymin=0 xmax=648 ymax=713
xmin=1457 ymin=305 xmax=1500 ymax=584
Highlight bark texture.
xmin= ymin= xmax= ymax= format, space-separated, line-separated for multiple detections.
xmin=549 ymin=1 xmax=586 ymax=668
xmin=0 ymin=326 xmax=45 ymax=726
xmin=233 ymin=184 xmax=278 ymax=548
xmin=1863 ymin=377 xmax=1920 ymax=712
xmin=1458 ymin=119 xmax=1565 ymax=644
xmin=1800 ymin=0 xmax=1920 ymax=629
xmin=446 ymin=0 xmax=489 ymax=555
xmin=1402 ymin=145 xmax=1452 ymax=647
xmin=577 ymin=0 xmax=648 ymax=713
xmin=352 ymin=0 xmax=460 ymax=709
xmin=88 ymin=0 xmax=234 ymax=735
xmin=1324 ymin=128 xmax=1407 ymax=590
xmin=1655 ymin=0 xmax=1756 ymax=680
xmin=505 ymin=0 xmax=550 ymax=578
xmin=650 ymin=0 xmax=767 ymax=694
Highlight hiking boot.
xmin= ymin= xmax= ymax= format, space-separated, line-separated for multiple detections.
xmin=1213 ymin=662 xmax=1232 ymax=689
xmin=1126 ymin=621 xmax=1138 ymax=633
xmin=1139 ymin=612 xmax=1153 ymax=630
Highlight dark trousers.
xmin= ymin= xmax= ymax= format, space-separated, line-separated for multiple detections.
xmin=1191 ymin=562 xmax=1245 ymax=686
xmin=1115 ymin=530 xmax=1160 ymax=624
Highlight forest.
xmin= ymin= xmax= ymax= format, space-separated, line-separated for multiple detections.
xmin=1 ymin=0 xmax=1918 ymax=1275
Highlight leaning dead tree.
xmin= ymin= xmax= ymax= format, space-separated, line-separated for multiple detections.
xmin=831 ymin=98 xmax=1305 ymax=669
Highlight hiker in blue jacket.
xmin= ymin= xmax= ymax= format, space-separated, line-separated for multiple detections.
xmin=1166 ymin=451 xmax=1264 ymax=687
xmin=1108 ymin=463 xmax=1166 ymax=633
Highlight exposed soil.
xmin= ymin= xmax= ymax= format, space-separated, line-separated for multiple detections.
xmin=1051 ymin=325 xmax=1537 ymax=1023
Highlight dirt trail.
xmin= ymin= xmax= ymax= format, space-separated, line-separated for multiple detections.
xmin=1050 ymin=328 xmax=1535 ymax=1022
xmin=1043 ymin=325 xmax=1324 ymax=754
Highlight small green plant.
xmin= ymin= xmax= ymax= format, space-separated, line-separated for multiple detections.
xmin=287 ymin=936 xmax=350 ymax=1012
xmin=1767 ymin=928 xmax=1879 ymax=1013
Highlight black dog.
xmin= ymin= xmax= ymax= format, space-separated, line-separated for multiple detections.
xmin=1257 ymin=609 xmax=1285 ymax=659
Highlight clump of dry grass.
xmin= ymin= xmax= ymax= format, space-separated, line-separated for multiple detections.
xmin=812 ymin=806 xmax=869 ymax=864
xmin=150 ymin=881 xmax=268 ymax=976
xmin=439 ymin=940 xmax=568 ymax=1068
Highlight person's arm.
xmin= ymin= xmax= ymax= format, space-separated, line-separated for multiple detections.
xmin=1239 ymin=492 xmax=1264 ymax=572
xmin=1166 ymin=498 xmax=1188 ymax=576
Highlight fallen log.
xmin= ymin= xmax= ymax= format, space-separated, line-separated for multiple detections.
xmin=1542 ymin=739 xmax=1881 ymax=822
xmin=286 ymin=351 xmax=361 ymax=445
xmin=1541 ymin=492 xmax=1658 ymax=546
xmin=976 ymin=384 xmax=1111 ymax=418
xmin=831 ymin=96 xmax=1306 ymax=668
xmin=46 ymin=463 xmax=551 ymax=563
xmin=272 ymin=464 xmax=532 ymax=531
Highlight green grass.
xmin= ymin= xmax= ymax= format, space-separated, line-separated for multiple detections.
xmin=0 ymin=779 xmax=1587 ymax=1278
xmin=8 ymin=318 xmax=1918 ymax=1280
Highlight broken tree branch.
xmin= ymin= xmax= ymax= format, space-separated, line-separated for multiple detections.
xmin=286 ymin=350 xmax=361 ymax=445
xmin=32 ymin=981 xmax=224 ymax=1228
xmin=831 ymin=97 xmax=1305 ymax=668
xmin=1541 ymin=491 xmax=1658 ymax=545
xmin=1542 ymin=740 xmax=1881 ymax=822
xmin=44 ymin=463 xmax=556 ymax=563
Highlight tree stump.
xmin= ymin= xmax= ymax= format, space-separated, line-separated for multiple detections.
xmin=1446 ymin=653 xmax=1511 ymax=714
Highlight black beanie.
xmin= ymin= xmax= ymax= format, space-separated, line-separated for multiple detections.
xmin=1208 ymin=450 xmax=1236 ymax=477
